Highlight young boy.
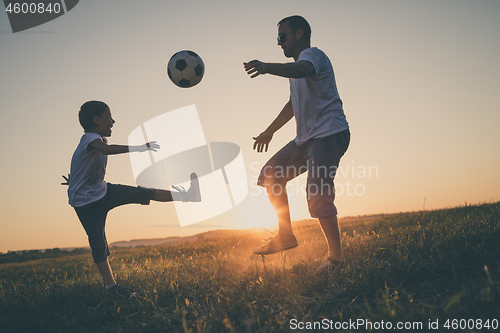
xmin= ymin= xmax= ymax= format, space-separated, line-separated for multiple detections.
xmin=63 ymin=100 xmax=201 ymax=298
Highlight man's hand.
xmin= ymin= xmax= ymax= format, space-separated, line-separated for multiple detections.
xmin=244 ymin=60 xmax=269 ymax=78
xmin=253 ymin=131 xmax=273 ymax=153
xmin=61 ymin=174 xmax=70 ymax=186
xmin=244 ymin=60 xmax=315 ymax=79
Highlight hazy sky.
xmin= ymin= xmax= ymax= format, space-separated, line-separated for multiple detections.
xmin=0 ymin=0 xmax=499 ymax=253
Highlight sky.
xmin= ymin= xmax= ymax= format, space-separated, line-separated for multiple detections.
xmin=0 ymin=0 xmax=499 ymax=253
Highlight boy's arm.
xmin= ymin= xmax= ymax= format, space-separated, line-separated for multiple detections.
xmin=244 ymin=60 xmax=315 ymax=79
xmin=89 ymin=139 xmax=160 ymax=155
xmin=61 ymin=174 xmax=70 ymax=185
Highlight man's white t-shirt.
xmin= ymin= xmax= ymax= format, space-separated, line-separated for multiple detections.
xmin=289 ymin=47 xmax=349 ymax=145
xmin=68 ymin=133 xmax=108 ymax=207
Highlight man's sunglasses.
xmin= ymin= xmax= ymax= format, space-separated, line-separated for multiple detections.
xmin=277 ymin=31 xmax=296 ymax=43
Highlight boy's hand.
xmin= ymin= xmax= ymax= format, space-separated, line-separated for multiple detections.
xmin=131 ymin=141 xmax=160 ymax=152
xmin=244 ymin=60 xmax=269 ymax=78
xmin=61 ymin=174 xmax=70 ymax=185
xmin=145 ymin=141 xmax=160 ymax=152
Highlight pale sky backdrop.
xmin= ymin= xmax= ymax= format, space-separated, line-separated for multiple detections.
xmin=0 ymin=0 xmax=499 ymax=253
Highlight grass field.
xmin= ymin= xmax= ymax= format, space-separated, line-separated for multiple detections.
xmin=1 ymin=202 xmax=499 ymax=332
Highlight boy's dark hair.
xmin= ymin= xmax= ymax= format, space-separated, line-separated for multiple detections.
xmin=278 ymin=15 xmax=311 ymax=43
xmin=79 ymin=101 xmax=109 ymax=132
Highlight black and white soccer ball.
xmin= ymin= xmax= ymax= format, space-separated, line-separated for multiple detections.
xmin=167 ymin=50 xmax=205 ymax=88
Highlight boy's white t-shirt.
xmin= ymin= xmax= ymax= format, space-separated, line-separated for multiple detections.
xmin=68 ymin=132 xmax=108 ymax=207
xmin=289 ymin=47 xmax=349 ymax=145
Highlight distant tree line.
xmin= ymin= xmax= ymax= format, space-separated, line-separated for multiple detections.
xmin=0 ymin=247 xmax=91 ymax=264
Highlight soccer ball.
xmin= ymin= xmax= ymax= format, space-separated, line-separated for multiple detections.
xmin=167 ymin=50 xmax=205 ymax=88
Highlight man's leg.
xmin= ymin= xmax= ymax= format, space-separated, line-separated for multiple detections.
xmin=308 ymin=130 xmax=350 ymax=265
xmin=252 ymin=179 xmax=299 ymax=255
xmin=306 ymin=168 xmax=343 ymax=264
xmin=266 ymin=181 xmax=293 ymax=237
xmin=318 ymin=215 xmax=343 ymax=263
xmin=253 ymin=141 xmax=305 ymax=255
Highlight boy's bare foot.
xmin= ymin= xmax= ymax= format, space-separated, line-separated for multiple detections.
xmin=252 ymin=234 xmax=298 ymax=255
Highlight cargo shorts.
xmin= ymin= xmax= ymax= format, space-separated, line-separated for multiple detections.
xmin=257 ymin=129 xmax=350 ymax=218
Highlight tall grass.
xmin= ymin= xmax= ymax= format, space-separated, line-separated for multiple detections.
xmin=1 ymin=202 xmax=499 ymax=332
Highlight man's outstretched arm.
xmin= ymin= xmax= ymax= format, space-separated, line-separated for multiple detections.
xmin=253 ymin=98 xmax=294 ymax=153
xmin=244 ymin=60 xmax=315 ymax=79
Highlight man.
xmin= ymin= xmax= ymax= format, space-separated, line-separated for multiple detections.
xmin=244 ymin=15 xmax=350 ymax=267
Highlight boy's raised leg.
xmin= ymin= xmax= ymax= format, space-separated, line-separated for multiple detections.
xmin=167 ymin=173 xmax=201 ymax=202
xmin=152 ymin=189 xmax=174 ymax=202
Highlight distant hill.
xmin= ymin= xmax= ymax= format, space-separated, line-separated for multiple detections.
xmin=109 ymin=229 xmax=258 ymax=248
xmin=339 ymin=214 xmax=385 ymax=223
xmin=1 ymin=212 xmax=404 ymax=257
xmin=108 ymin=214 xmax=387 ymax=248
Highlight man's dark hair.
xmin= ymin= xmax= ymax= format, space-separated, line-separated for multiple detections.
xmin=278 ymin=15 xmax=311 ymax=42
xmin=78 ymin=101 xmax=109 ymax=132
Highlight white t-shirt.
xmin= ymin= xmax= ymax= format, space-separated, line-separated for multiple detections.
xmin=289 ymin=47 xmax=349 ymax=145
xmin=68 ymin=132 xmax=108 ymax=207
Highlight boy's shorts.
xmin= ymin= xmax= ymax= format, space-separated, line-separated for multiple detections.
xmin=74 ymin=183 xmax=156 ymax=263
xmin=257 ymin=129 xmax=350 ymax=218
